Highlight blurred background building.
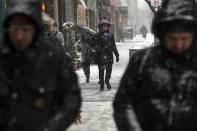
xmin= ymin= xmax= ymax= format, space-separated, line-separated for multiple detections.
xmin=3 ymin=0 xmax=154 ymax=42
xmin=127 ymin=0 xmax=154 ymax=37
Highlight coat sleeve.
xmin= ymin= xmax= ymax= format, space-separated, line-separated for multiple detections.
xmin=111 ymin=34 xmax=119 ymax=58
xmin=0 ymin=86 xmax=9 ymax=131
xmin=113 ymin=51 xmax=144 ymax=131
xmin=0 ymin=69 xmax=10 ymax=131
xmin=47 ymin=54 xmax=82 ymax=131
xmin=92 ymin=33 xmax=101 ymax=54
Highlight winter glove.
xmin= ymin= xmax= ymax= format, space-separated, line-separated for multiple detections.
xmin=116 ymin=56 xmax=119 ymax=63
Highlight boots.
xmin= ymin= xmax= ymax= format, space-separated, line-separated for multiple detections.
xmin=100 ymin=80 xmax=104 ymax=91
xmin=99 ymin=80 xmax=111 ymax=91
xmin=105 ymin=80 xmax=111 ymax=90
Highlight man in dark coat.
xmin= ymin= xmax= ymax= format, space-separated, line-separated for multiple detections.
xmin=0 ymin=0 xmax=81 ymax=131
xmin=94 ymin=20 xmax=119 ymax=91
xmin=113 ymin=0 xmax=197 ymax=131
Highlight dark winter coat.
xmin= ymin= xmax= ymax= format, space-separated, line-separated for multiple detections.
xmin=93 ymin=32 xmax=119 ymax=65
xmin=0 ymin=0 xmax=81 ymax=131
xmin=114 ymin=44 xmax=197 ymax=131
xmin=114 ymin=0 xmax=197 ymax=131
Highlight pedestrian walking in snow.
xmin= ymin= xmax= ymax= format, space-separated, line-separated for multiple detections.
xmin=140 ymin=25 xmax=148 ymax=39
xmin=94 ymin=20 xmax=119 ymax=91
xmin=0 ymin=0 xmax=81 ymax=131
xmin=113 ymin=0 xmax=197 ymax=131
xmin=73 ymin=25 xmax=96 ymax=83
xmin=63 ymin=22 xmax=96 ymax=83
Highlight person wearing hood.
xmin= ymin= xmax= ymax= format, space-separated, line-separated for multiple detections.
xmin=0 ymin=0 xmax=81 ymax=131
xmin=94 ymin=20 xmax=119 ymax=91
xmin=113 ymin=0 xmax=197 ymax=131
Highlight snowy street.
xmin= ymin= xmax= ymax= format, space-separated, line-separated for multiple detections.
xmin=3 ymin=0 xmax=196 ymax=130
xmin=68 ymin=34 xmax=154 ymax=131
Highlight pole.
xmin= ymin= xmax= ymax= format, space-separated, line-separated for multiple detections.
xmin=0 ymin=0 xmax=5 ymax=41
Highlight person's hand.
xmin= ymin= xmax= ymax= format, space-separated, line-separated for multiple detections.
xmin=116 ymin=56 xmax=119 ymax=63
xmin=43 ymin=128 xmax=49 ymax=131
xmin=74 ymin=113 xmax=82 ymax=125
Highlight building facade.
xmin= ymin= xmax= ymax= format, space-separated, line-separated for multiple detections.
xmin=127 ymin=0 xmax=138 ymax=37
xmin=117 ymin=5 xmax=128 ymax=27
xmin=87 ymin=0 xmax=97 ymax=30
xmin=136 ymin=0 xmax=153 ymax=34
xmin=96 ymin=0 xmax=118 ymax=37
xmin=76 ymin=0 xmax=87 ymax=26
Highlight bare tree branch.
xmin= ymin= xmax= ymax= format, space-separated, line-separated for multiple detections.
xmin=144 ymin=0 xmax=157 ymax=14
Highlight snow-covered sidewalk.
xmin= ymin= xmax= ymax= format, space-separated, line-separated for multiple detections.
xmin=68 ymin=35 xmax=152 ymax=131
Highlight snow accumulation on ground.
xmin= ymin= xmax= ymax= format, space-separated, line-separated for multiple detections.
xmin=68 ymin=34 xmax=154 ymax=131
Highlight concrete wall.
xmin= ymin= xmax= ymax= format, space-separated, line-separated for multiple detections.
xmin=87 ymin=0 xmax=97 ymax=30
xmin=77 ymin=4 xmax=86 ymax=26
xmin=127 ymin=0 xmax=137 ymax=27
xmin=65 ymin=0 xmax=75 ymax=22
xmin=53 ymin=0 xmax=59 ymax=28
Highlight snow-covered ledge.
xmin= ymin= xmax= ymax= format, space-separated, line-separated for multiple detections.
xmin=78 ymin=0 xmax=87 ymax=9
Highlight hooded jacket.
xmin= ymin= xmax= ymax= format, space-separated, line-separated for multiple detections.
xmin=152 ymin=0 xmax=197 ymax=38
xmin=114 ymin=0 xmax=197 ymax=131
xmin=0 ymin=0 xmax=81 ymax=131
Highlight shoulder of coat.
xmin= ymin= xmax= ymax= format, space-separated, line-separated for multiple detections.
xmin=39 ymin=37 xmax=64 ymax=55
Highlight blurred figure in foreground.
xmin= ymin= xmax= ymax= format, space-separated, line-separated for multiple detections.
xmin=114 ymin=0 xmax=197 ymax=131
xmin=0 ymin=0 xmax=81 ymax=131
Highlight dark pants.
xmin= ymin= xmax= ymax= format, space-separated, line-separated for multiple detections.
xmin=82 ymin=62 xmax=90 ymax=79
xmin=98 ymin=63 xmax=113 ymax=82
